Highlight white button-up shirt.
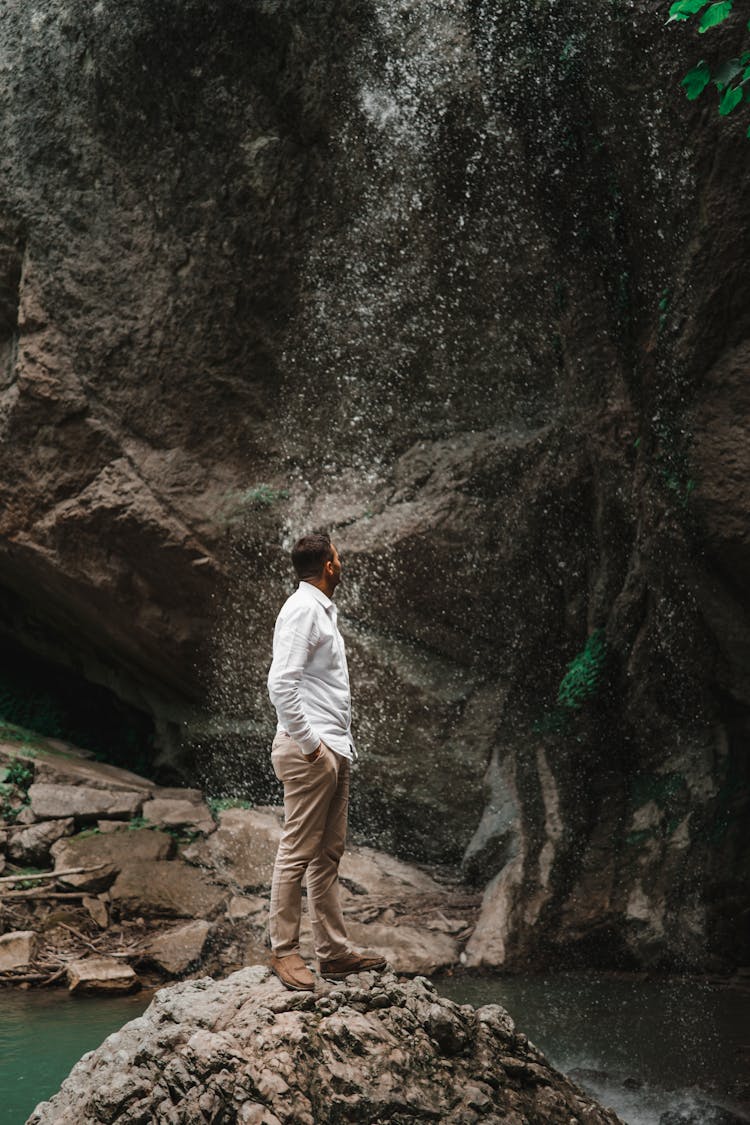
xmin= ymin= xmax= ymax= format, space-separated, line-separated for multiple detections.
xmin=267 ymin=581 xmax=356 ymax=761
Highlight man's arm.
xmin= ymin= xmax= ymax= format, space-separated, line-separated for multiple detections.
xmin=267 ymin=605 xmax=321 ymax=756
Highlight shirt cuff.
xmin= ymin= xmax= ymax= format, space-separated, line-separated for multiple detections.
xmin=298 ymin=732 xmax=320 ymax=756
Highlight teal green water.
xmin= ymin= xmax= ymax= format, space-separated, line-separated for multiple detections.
xmin=0 ymin=989 xmax=152 ymax=1125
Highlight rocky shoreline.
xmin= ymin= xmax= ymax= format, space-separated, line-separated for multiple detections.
xmin=0 ymin=727 xmax=480 ymax=993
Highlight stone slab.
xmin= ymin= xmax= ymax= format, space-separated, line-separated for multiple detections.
xmin=0 ymin=930 xmax=38 ymax=971
xmin=67 ymin=957 xmax=140 ymax=994
xmin=29 ymin=783 xmax=144 ymax=822
xmin=141 ymin=797 xmax=215 ymax=835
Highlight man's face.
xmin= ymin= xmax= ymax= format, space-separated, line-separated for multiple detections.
xmin=328 ymin=544 xmax=342 ymax=590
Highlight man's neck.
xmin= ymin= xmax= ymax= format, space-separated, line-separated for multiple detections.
xmin=304 ymin=577 xmax=335 ymax=601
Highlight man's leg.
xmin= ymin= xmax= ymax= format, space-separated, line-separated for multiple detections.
xmin=306 ymin=750 xmax=388 ymax=980
xmin=305 ymin=751 xmax=351 ymax=962
xmin=269 ymin=733 xmax=338 ymax=978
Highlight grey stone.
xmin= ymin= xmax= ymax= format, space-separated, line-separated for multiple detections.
xmin=8 ymin=817 xmax=75 ymax=866
xmin=0 ymin=930 xmax=38 ymax=972
xmin=29 ymin=783 xmax=144 ymax=823
xmin=142 ymin=920 xmax=213 ymax=976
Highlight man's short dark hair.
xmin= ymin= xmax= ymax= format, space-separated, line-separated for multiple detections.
xmin=292 ymin=533 xmax=333 ymax=580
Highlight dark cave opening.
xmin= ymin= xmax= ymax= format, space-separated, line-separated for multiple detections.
xmin=0 ymin=634 xmax=158 ymax=778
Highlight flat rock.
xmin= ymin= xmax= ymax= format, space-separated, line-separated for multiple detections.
xmin=29 ymin=783 xmax=144 ymax=823
xmin=0 ymin=740 xmax=154 ymax=794
xmin=0 ymin=930 xmax=38 ymax=971
xmin=7 ymin=817 xmax=75 ymax=866
xmin=344 ymin=919 xmax=459 ymax=976
xmin=182 ymin=807 xmax=281 ymax=889
xmin=339 ymin=845 xmax=445 ymax=897
xmin=110 ymin=858 xmax=225 ymax=919
xmin=28 ymin=968 xmax=623 ymax=1124
xmin=51 ymin=827 xmax=175 ymax=887
xmin=66 ymin=957 xmax=140 ymax=994
xmin=150 ymin=787 xmax=206 ymax=804
xmin=142 ymin=920 xmax=213 ymax=975
xmin=141 ymin=797 xmax=215 ymax=835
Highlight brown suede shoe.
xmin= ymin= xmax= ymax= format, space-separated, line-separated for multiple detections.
xmin=269 ymin=952 xmax=315 ymax=991
xmin=318 ymin=950 xmax=388 ymax=980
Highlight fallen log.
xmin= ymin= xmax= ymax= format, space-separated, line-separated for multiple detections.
xmin=0 ymin=890 xmax=87 ymax=901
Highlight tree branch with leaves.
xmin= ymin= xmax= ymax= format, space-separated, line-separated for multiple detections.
xmin=668 ymin=0 xmax=750 ymax=130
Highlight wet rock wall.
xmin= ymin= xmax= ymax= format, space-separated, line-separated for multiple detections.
xmin=0 ymin=0 xmax=748 ymax=969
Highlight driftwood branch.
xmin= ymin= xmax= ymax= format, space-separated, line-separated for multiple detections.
xmin=0 ymin=863 xmax=107 ymax=886
xmin=57 ymin=921 xmax=102 ymax=953
xmin=0 ymin=889 xmax=87 ymax=900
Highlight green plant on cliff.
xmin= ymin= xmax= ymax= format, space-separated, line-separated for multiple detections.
xmin=666 ymin=1 xmax=750 ymax=132
xmin=0 ymin=755 xmax=34 ymax=823
xmin=533 ymin=629 xmax=610 ymax=735
xmin=557 ymin=629 xmax=609 ymax=710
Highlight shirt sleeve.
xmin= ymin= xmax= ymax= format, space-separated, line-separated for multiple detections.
xmin=267 ymin=604 xmax=321 ymax=755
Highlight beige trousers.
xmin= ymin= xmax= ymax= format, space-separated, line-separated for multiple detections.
xmin=269 ymin=731 xmax=351 ymax=961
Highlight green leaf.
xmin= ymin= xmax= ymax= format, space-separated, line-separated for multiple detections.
xmin=746 ymin=123 xmax=750 ymax=136
xmin=667 ymin=0 xmax=710 ymax=21
xmin=699 ymin=1 xmax=733 ymax=32
xmin=682 ymin=62 xmax=711 ymax=99
xmin=719 ymin=84 xmax=743 ymax=114
xmin=714 ymin=57 xmax=743 ymax=88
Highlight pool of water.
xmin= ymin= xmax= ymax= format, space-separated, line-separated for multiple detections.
xmin=435 ymin=971 xmax=750 ymax=1125
xmin=0 ymin=989 xmax=152 ymax=1125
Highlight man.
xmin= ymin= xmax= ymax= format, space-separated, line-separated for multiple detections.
xmin=266 ymin=532 xmax=387 ymax=990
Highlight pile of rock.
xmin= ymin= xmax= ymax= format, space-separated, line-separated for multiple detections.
xmin=27 ymin=967 xmax=623 ymax=1124
xmin=1 ymin=733 xmax=480 ymax=993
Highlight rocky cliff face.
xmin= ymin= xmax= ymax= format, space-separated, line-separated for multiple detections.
xmin=0 ymin=0 xmax=747 ymax=971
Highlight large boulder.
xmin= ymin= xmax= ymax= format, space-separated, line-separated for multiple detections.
xmin=51 ymin=826 xmax=175 ymax=888
xmin=27 ymin=967 xmax=623 ymax=1124
xmin=182 ymin=807 xmax=281 ymax=890
xmin=109 ymin=858 xmax=225 ymax=919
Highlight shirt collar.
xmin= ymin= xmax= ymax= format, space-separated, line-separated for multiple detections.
xmin=298 ymin=580 xmax=335 ymax=612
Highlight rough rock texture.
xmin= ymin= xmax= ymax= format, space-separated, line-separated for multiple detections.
xmin=8 ymin=815 xmax=74 ymax=865
xmin=27 ymin=967 xmax=623 ymax=1125
xmin=109 ymin=858 xmax=225 ymax=920
xmin=0 ymin=0 xmax=747 ymax=971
